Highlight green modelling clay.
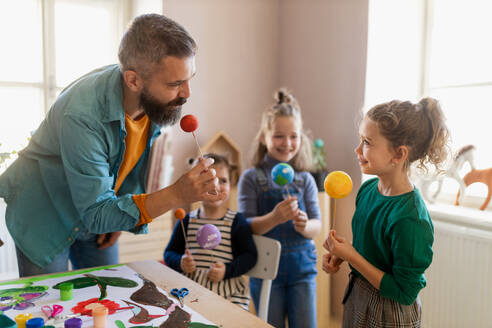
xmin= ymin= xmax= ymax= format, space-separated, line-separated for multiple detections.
xmin=188 ymin=323 xmax=219 ymax=328
xmin=114 ymin=320 xmax=154 ymax=328
xmin=114 ymin=320 xmax=219 ymax=328
xmin=53 ymin=277 xmax=95 ymax=290
xmin=114 ymin=320 xmax=126 ymax=328
xmin=0 ymin=314 xmax=16 ymax=328
xmin=0 ymin=264 xmax=123 ymax=287
xmin=53 ymin=274 xmax=138 ymax=300
xmin=0 ymin=286 xmax=48 ymax=296
xmin=0 ymin=286 xmax=49 ymax=311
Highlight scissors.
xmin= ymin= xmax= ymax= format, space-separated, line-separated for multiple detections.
xmin=170 ymin=288 xmax=189 ymax=308
xmin=41 ymin=304 xmax=63 ymax=319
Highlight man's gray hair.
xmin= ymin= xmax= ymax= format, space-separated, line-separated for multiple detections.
xmin=118 ymin=13 xmax=196 ymax=78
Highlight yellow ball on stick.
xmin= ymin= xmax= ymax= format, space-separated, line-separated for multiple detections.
xmin=323 ymin=170 xmax=352 ymax=230
xmin=324 ymin=171 xmax=352 ymax=199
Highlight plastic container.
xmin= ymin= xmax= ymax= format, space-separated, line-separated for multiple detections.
xmin=26 ymin=317 xmax=45 ymax=328
xmin=0 ymin=314 xmax=16 ymax=328
xmin=64 ymin=317 xmax=82 ymax=328
xmin=59 ymin=282 xmax=74 ymax=301
xmin=14 ymin=313 xmax=33 ymax=328
xmin=92 ymin=305 xmax=108 ymax=328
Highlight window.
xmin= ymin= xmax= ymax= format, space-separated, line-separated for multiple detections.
xmin=0 ymin=0 xmax=129 ymax=161
xmin=365 ymin=0 xmax=492 ymax=203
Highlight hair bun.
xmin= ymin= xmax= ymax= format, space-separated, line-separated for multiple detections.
xmin=418 ymin=97 xmax=438 ymax=114
xmin=274 ymin=88 xmax=293 ymax=105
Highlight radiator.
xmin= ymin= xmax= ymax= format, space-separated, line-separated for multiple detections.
xmin=0 ymin=199 xmax=18 ymax=281
xmin=420 ymin=205 xmax=492 ymax=327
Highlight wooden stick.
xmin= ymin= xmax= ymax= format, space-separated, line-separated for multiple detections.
xmin=192 ymin=131 xmax=219 ymax=196
xmin=284 ymin=185 xmax=291 ymax=198
xmin=192 ymin=132 xmax=204 ymax=158
xmin=330 ymin=200 xmax=337 ymax=230
xmin=180 ymin=219 xmax=188 ymax=250
xmin=209 ymin=249 xmax=216 ymax=270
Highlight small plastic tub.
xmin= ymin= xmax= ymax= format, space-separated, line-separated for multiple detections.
xmin=0 ymin=314 xmax=16 ymax=328
xmin=59 ymin=282 xmax=74 ymax=301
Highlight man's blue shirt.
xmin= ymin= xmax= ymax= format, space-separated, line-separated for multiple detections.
xmin=0 ymin=64 xmax=161 ymax=267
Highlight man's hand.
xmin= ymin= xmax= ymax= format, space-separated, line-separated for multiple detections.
xmin=171 ymin=157 xmax=226 ymax=206
xmin=180 ymin=249 xmax=196 ymax=273
xmin=207 ymin=262 xmax=225 ymax=282
xmin=97 ymin=231 xmax=122 ymax=249
xmin=272 ymin=197 xmax=298 ymax=224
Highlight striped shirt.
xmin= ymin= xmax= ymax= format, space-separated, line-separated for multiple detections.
xmin=164 ymin=208 xmax=257 ymax=310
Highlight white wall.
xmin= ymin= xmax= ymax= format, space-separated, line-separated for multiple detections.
xmin=131 ymin=0 xmax=162 ymax=16
xmin=163 ymin=0 xmax=369 ymax=320
xmin=278 ymin=0 xmax=368 ymax=319
xmin=163 ymin=0 xmax=281 ymax=178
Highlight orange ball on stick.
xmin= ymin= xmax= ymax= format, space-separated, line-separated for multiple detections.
xmin=174 ymin=208 xmax=188 ymax=249
xmin=174 ymin=208 xmax=186 ymax=220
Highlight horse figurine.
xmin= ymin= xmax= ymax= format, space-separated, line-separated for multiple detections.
xmin=416 ymin=145 xmax=476 ymax=204
xmin=455 ymin=168 xmax=492 ymax=210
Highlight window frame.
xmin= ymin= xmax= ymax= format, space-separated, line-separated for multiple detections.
xmin=40 ymin=0 xmax=132 ymax=113
xmin=0 ymin=0 xmax=133 ymax=170
xmin=423 ymin=0 xmax=492 ymax=209
xmin=365 ymin=0 xmax=492 ymax=210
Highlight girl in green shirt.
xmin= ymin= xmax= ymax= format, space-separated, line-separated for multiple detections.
xmin=323 ymin=98 xmax=450 ymax=327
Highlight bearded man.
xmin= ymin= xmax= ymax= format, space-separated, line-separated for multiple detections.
xmin=0 ymin=14 xmax=224 ymax=276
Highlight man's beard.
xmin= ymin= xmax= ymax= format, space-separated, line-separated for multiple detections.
xmin=139 ymin=88 xmax=187 ymax=126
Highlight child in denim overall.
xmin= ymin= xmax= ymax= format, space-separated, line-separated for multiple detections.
xmin=323 ymin=98 xmax=450 ymax=327
xmin=238 ymin=89 xmax=321 ymax=328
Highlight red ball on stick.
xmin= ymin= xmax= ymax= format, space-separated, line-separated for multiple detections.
xmin=179 ymin=114 xmax=218 ymax=195
xmin=180 ymin=114 xmax=198 ymax=133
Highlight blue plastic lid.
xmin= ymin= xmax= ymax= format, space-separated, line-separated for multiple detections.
xmin=26 ymin=317 xmax=45 ymax=328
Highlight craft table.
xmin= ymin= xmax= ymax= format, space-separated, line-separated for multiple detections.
xmin=0 ymin=260 xmax=272 ymax=328
xmin=128 ymin=260 xmax=273 ymax=328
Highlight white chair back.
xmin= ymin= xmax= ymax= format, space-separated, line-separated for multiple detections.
xmin=247 ymin=235 xmax=281 ymax=322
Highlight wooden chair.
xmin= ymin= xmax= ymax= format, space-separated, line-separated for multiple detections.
xmin=247 ymin=235 xmax=281 ymax=322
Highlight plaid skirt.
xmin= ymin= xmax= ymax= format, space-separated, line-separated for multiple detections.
xmin=342 ymin=274 xmax=422 ymax=328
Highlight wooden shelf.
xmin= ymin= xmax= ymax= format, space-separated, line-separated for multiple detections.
xmin=199 ymin=130 xmax=242 ymax=185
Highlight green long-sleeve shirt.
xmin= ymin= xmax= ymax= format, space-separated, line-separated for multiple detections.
xmin=351 ymin=177 xmax=434 ymax=305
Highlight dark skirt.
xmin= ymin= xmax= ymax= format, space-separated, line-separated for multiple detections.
xmin=342 ymin=274 xmax=421 ymax=328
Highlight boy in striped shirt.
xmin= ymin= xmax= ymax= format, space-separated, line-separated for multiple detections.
xmin=165 ymin=153 xmax=257 ymax=310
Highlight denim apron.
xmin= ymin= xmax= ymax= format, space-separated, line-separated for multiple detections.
xmin=250 ymin=168 xmax=317 ymax=328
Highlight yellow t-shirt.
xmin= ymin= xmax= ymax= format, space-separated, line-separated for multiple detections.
xmin=114 ymin=114 xmax=152 ymax=225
